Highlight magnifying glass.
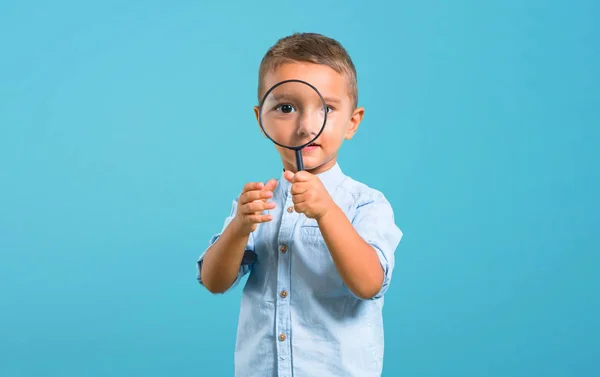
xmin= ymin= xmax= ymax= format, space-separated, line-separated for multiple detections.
xmin=258 ymin=79 xmax=327 ymax=171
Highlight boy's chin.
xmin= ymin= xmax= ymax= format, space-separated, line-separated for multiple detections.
xmin=294 ymin=156 xmax=336 ymax=173
xmin=278 ymin=148 xmax=335 ymax=172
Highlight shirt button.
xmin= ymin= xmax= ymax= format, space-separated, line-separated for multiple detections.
xmin=280 ymin=245 xmax=287 ymax=253
xmin=279 ymin=333 xmax=286 ymax=341
xmin=280 ymin=290 xmax=288 ymax=298
xmin=287 ymin=206 xmax=294 ymax=213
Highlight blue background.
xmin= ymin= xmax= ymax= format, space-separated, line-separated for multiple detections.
xmin=1 ymin=0 xmax=598 ymax=376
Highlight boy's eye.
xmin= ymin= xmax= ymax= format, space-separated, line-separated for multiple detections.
xmin=276 ymin=104 xmax=296 ymax=113
xmin=274 ymin=104 xmax=333 ymax=114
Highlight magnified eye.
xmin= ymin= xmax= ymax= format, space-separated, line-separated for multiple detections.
xmin=276 ymin=104 xmax=296 ymax=113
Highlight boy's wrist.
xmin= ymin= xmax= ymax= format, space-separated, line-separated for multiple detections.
xmin=230 ymin=216 xmax=252 ymax=237
xmin=316 ymin=200 xmax=340 ymax=225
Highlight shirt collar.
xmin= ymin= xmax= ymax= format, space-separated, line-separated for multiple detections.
xmin=278 ymin=162 xmax=346 ymax=193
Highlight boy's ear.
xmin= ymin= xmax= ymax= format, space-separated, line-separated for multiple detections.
xmin=344 ymin=106 xmax=365 ymax=140
xmin=254 ymin=106 xmax=268 ymax=138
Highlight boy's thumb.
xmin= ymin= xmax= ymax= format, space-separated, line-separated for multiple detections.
xmin=283 ymin=171 xmax=295 ymax=183
xmin=265 ymin=178 xmax=278 ymax=191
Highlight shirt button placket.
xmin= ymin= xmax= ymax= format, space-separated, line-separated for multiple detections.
xmin=275 ymin=190 xmax=296 ymax=376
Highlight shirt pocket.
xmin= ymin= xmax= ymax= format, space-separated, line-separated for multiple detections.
xmin=299 ymin=218 xmax=323 ymax=244
xmin=297 ymin=218 xmax=346 ymax=295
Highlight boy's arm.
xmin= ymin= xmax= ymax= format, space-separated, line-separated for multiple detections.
xmin=317 ymin=194 xmax=402 ymax=300
xmin=198 ymin=180 xmax=277 ymax=294
xmin=199 ymin=218 xmax=252 ymax=294
xmin=283 ymin=170 xmax=401 ymax=300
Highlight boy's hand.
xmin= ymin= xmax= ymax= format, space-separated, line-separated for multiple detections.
xmin=233 ymin=179 xmax=278 ymax=235
xmin=284 ymin=171 xmax=335 ymax=220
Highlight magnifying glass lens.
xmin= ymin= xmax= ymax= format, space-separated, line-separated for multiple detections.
xmin=260 ymin=81 xmax=326 ymax=150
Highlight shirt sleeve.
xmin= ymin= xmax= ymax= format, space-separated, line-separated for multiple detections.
xmin=351 ymin=191 xmax=403 ymax=300
xmin=196 ymin=199 xmax=256 ymax=293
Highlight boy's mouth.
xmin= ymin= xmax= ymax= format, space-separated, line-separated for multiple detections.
xmin=306 ymin=142 xmax=320 ymax=147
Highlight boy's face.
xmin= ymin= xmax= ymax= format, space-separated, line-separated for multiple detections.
xmin=254 ymin=62 xmax=364 ymax=174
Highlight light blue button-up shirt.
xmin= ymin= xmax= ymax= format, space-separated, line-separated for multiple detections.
xmin=197 ymin=163 xmax=403 ymax=377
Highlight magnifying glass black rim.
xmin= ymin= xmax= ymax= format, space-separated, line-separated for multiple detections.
xmin=258 ymin=79 xmax=328 ymax=151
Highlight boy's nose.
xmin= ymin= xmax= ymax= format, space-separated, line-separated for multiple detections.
xmin=296 ymin=111 xmax=324 ymax=138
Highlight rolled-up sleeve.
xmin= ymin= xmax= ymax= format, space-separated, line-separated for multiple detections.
xmin=196 ymin=199 xmax=256 ymax=293
xmin=351 ymin=192 xmax=403 ymax=300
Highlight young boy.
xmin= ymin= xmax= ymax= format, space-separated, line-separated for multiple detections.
xmin=197 ymin=32 xmax=403 ymax=377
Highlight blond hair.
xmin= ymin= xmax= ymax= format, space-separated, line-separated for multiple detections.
xmin=258 ymin=32 xmax=358 ymax=108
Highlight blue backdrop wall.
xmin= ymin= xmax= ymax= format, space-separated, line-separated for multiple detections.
xmin=1 ymin=1 xmax=598 ymax=376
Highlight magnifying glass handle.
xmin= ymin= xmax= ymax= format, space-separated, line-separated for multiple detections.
xmin=295 ymin=149 xmax=304 ymax=171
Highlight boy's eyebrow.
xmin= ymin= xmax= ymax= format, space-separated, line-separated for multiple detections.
xmin=271 ymin=93 xmax=294 ymax=100
xmin=322 ymin=96 xmax=342 ymax=104
xmin=270 ymin=93 xmax=342 ymax=104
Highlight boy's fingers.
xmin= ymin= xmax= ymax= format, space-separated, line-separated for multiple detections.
xmin=247 ymin=214 xmax=273 ymax=223
xmin=265 ymin=179 xmax=278 ymax=192
xmin=241 ymin=182 xmax=264 ymax=194
xmin=240 ymin=189 xmax=273 ymax=204
xmin=293 ymin=171 xmax=311 ymax=182
xmin=259 ymin=179 xmax=279 ymax=202
xmin=290 ymin=182 xmax=308 ymax=195
xmin=293 ymin=202 xmax=307 ymax=213
xmin=243 ymin=200 xmax=276 ymax=213
xmin=291 ymin=193 xmax=306 ymax=204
